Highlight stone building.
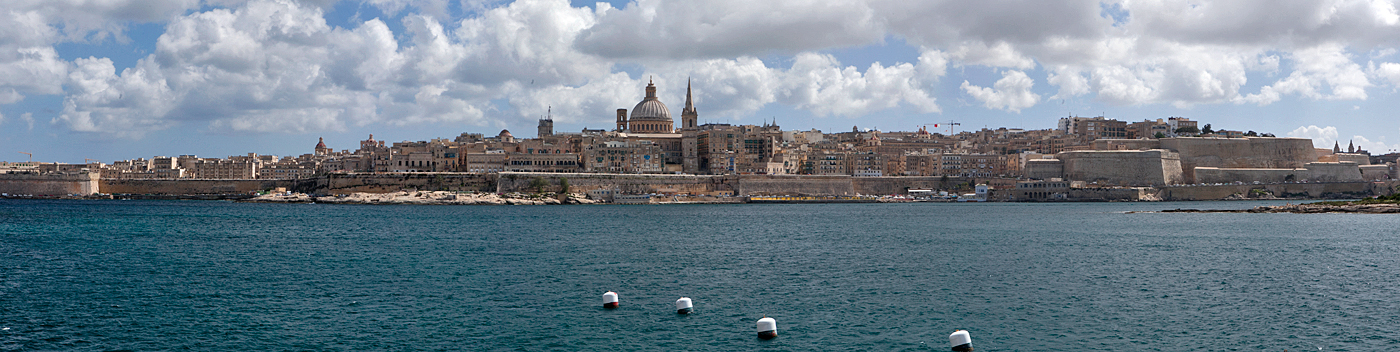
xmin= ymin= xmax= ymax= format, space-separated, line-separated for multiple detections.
xmin=583 ymin=139 xmax=665 ymax=173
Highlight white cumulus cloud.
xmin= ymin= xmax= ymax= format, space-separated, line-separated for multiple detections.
xmin=961 ymin=70 xmax=1040 ymax=113
xmin=1288 ymin=125 xmax=1340 ymax=148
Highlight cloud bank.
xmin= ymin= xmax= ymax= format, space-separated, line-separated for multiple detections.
xmin=3 ymin=0 xmax=1400 ymax=138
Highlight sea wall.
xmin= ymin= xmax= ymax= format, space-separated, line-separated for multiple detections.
xmin=101 ymin=178 xmax=295 ymax=195
xmin=312 ymin=173 xmax=495 ymax=194
xmin=495 ymin=172 xmax=721 ymax=195
xmin=1193 ymin=167 xmax=1304 ymax=184
xmin=493 ymin=173 xmax=974 ymax=196
xmin=1156 ymin=180 xmax=1400 ymax=200
xmin=0 ymin=172 xmax=99 ymax=195
xmin=734 ymin=175 xmax=852 ymax=196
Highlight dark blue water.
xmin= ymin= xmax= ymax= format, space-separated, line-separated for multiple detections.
xmin=2 ymin=200 xmax=1398 ymax=351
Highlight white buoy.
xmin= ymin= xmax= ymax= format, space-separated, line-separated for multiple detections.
xmin=602 ymin=291 xmax=618 ymax=309
xmin=756 ymin=317 xmax=777 ymax=340
xmin=675 ymin=297 xmax=693 ymax=314
xmin=950 ymin=330 xmax=972 ymax=351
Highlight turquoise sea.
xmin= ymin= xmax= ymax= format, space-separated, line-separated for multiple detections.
xmin=2 ymin=200 xmax=1398 ymax=351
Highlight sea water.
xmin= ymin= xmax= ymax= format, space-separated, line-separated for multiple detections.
xmin=1 ymin=200 xmax=1398 ymax=351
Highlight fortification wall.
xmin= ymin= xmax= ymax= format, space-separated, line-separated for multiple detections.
xmin=314 ymin=173 xmax=495 ymax=194
xmin=1193 ymin=167 xmax=1304 ymax=184
xmin=735 ymin=175 xmax=852 ymax=196
xmin=0 ymin=172 xmax=99 ymax=195
xmin=1156 ymin=181 xmax=1398 ymax=200
xmin=1336 ymin=153 xmax=1370 ymax=165
xmin=493 ymin=173 xmax=975 ymax=196
xmin=1160 ymin=137 xmax=1316 ymax=183
xmin=100 ymin=178 xmax=294 ymax=195
xmin=1067 ymin=187 xmax=1153 ymax=201
xmin=495 ymin=172 xmax=721 ymax=194
xmin=852 ymin=176 xmax=969 ymax=195
xmin=1092 ymin=139 xmax=1162 ymax=150
xmin=1024 ymin=159 xmax=1064 ymax=179
xmin=1361 ymin=165 xmax=1391 ymax=180
xmin=1304 ymin=162 xmax=1364 ymax=182
xmin=1059 ymin=149 xmax=1181 ymax=186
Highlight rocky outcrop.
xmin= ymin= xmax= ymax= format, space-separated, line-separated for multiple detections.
xmin=1161 ymin=202 xmax=1400 ymax=213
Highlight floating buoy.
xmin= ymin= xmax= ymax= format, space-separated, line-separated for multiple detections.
xmin=756 ymin=317 xmax=777 ymax=340
xmin=950 ymin=330 xmax=972 ymax=351
xmin=675 ymin=297 xmax=693 ymax=314
xmin=602 ymin=291 xmax=618 ymax=309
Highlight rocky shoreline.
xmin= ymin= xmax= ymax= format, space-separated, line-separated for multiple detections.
xmin=241 ymin=191 xmax=599 ymax=205
xmin=1161 ymin=202 xmax=1400 ymax=214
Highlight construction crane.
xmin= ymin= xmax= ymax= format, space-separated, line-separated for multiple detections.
xmin=18 ymin=152 xmax=31 ymax=162
xmin=917 ymin=121 xmax=961 ymax=135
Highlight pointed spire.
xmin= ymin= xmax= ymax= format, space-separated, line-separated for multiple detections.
xmin=685 ymin=77 xmax=694 ymax=110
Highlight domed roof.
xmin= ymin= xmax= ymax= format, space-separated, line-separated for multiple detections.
xmin=630 ymin=81 xmax=672 ymax=121
xmin=632 ymin=99 xmax=671 ymax=121
xmin=315 ymin=137 xmax=326 ymax=149
xmin=498 ymin=129 xmax=513 ymax=138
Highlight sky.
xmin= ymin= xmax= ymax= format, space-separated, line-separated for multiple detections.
xmin=4 ymin=0 xmax=1400 ymax=163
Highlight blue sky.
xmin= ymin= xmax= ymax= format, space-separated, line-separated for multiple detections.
xmin=4 ymin=0 xmax=1400 ymax=163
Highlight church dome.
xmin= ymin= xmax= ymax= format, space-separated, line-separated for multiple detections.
xmin=631 ymin=99 xmax=670 ymax=121
xmin=630 ymin=81 xmax=672 ymax=121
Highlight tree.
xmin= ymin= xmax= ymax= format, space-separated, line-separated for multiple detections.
xmin=1244 ymin=130 xmax=1259 ymax=137
xmin=529 ymin=177 xmax=548 ymax=194
xmin=1261 ymin=133 xmax=1275 ymax=137
xmin=557 ymin=177 xmax=570 ymax=194
xmin=1201 ymin=124 xmax=1214 ymax=134
xmin=1174 ymin=126 xmax=1199 ymax=134
xmin=1154 ymin=131 xmax=1166 ymax=139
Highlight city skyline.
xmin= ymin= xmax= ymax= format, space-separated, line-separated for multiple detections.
xmin=5 ymin=0 xmax=1400 ymax=163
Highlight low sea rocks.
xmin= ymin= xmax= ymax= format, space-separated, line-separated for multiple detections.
xmin=1162 ymin=202 xmax=1400 ymax=213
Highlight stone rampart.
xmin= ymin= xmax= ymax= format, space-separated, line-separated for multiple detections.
xmin=1092 ymin=139 xmax=1162 ymax=150
xmin=100 ymin=178 xmax=295 ymax=195
xmin=1067 ymin=187 xmax=1154 ymax=201
xmin=1024 ymin=159 xmax=1064 ymax=180
xmin=1160 ymin=137 xmax=1316 ymax=183
xmin=1193 ymin=167 xmax=1304 ymax=184
xmin=1157 ymin=180 xmax=1400 ymax=200
xmin=1059 ymin=149 xmax=1183 ymax=186
xmin=1304 ymin=162 xmax=1364 ymax=183
xmin=735 ymin=175 xmax=852 ymax=196
xmin=852 ymin=176 xmax=972 ymax=195
xmin=0 ymin=172 xmax=99 ymax=195
xmin=495 ymin=172 xmax=721 ymax=194
xmin=1361 ymin=165 xmax=1390 ymax=180
xmin=313 ymin=173 xmax=495 ymax=194
xmin=492 ymin=173 xmax=975 ymax=196
xmin=1336 ymin=153 xmax=1370 ymax=165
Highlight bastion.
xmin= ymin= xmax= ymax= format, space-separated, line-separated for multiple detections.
xmin=1058 ymin=149 xmax=1184 ymax=186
